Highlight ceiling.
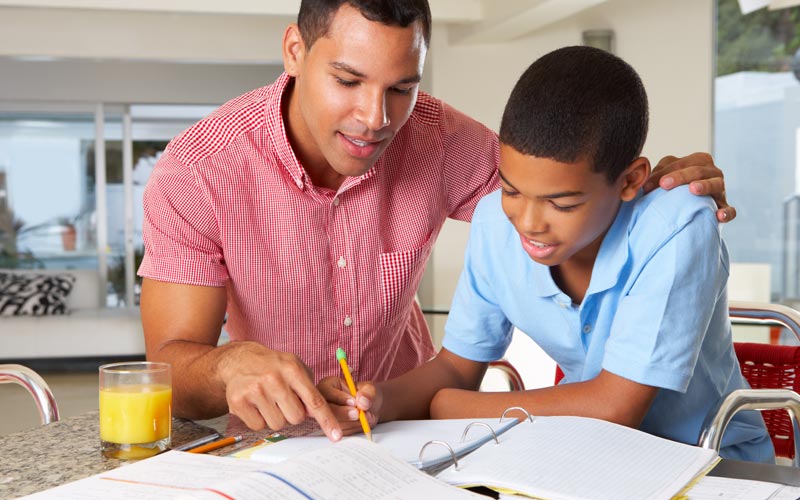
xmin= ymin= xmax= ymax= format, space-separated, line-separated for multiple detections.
xmin=0 ymin=0 xmax=610 ymax=42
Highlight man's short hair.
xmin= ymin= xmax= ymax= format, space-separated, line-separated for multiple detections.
xmin=298 ymin=0 xmax=432 ymax=49
xmin=499 ymin=46 xmax=649 ymax=182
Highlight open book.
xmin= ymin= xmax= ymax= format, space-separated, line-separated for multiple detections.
xmin=435 ymin=415 xmax=721 ymax=500
xmin=246 ymin=417 xmax=518 ymax=470
xmin=20 ymin=441 xmax=481 ymax=500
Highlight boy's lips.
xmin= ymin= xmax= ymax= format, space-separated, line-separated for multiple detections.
xmin=519 ymin=234 xmax=558 ymax=260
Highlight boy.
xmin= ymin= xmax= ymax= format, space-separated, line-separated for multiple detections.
xmin=320 ymin=46 xmax=774 ymax=462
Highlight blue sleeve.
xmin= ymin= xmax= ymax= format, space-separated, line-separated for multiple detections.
xmin=603 ymin=199 xmax=727 ymax=392
xmin=442 ymin=200 xmax=514 ymax=361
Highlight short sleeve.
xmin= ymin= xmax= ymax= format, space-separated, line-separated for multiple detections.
xmin=603 ymin=204 xmax=726 ymax=392
xmin=442 ymin=205 xmax=514 ymax=361
xmin=439 ymin=102 xmax=500 ymax=222
xmin=137 ymin=152 xmax=228 ymax=287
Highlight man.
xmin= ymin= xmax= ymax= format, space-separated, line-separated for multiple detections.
xmin=139 ymin=0 xmax=734 ymax=442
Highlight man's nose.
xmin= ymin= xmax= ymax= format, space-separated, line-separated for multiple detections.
xmin=357 ymin=90 xmax=389 ymax=130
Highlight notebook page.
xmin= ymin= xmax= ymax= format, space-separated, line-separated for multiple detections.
xmin=192 ymin=440 xmax=482 ymax=500
xmin=250 ymin=417 xmax=518 ymax=469
xmin=436 ymin=415 xmax=718 ymax=500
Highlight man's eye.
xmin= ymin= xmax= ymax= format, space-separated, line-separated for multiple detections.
xmin=391 ymin=87 xmax=414 ymax=95
xmin=335 ymin=77 xmax=358 ymax=87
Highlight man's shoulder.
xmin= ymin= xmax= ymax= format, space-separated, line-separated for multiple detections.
xmin=166 ymin=85 xmax=274 ymax=167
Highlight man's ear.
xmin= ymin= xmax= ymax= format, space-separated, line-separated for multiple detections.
xmin=283 ymin=24 xmax=306 ymax=76
xmin=619 ymin=157 xmax=651 ymax=202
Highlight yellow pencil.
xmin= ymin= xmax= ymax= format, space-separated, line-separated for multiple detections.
xmin=336 ymin=347 xmax=373 ymax=441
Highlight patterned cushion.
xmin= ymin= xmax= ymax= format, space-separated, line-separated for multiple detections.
xmin=0 ymin=272 xmax=76 ymax=316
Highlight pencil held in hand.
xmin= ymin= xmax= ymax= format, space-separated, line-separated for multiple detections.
xmin=336 ymin=347 xmax=373 ymax=441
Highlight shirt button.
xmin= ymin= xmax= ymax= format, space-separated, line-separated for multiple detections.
xmin=344 ymin=315 xmax=353 ymax=327
xmin=333 ymin=197 xmax=340 ymax=206
xmin=583 ymin=324 xmax=591 ymax=334
xmin=337 ymin=256 xmax=347 ymax=268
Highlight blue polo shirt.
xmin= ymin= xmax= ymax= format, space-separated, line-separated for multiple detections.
xmin=443 ymin=187 xmax=774 ymax=463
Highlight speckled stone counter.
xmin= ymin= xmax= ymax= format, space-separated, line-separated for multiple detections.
xmin=0 ymin=411 xmax=317 ymax=499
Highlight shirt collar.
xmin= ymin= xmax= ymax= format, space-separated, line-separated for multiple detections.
xmin=266 ymin=72 xmax=381 ymax=194
xmin=528 ymin=195 xmax=636 ymax=300
xmin=584 ymin=195 xmax=636 ymax=296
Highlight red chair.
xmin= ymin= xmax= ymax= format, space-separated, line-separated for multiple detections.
xmin=733 ymin=342 xmax=800 ymax=461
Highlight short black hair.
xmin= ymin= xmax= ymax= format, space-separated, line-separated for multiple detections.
xmin=298 ymin=0 xmax=431 ymax=49
xmin=499 ymin=46 xmax=649 ymax=182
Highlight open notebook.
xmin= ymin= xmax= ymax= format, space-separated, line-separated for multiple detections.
xmin=245 ymin=417 xmax=519 ymax=470
xmin=435 ymin=415 xmax=721 ymax=500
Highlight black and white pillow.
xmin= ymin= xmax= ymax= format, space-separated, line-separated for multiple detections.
xmin=0 ymin=272 xmax=76 ymax=317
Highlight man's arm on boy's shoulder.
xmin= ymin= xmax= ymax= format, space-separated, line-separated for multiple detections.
xmin=644 ymin=152 xmax=735 ymax=223
xmin=140 ymin=278 xmax=342 ymax=441
xmin=429 ymin=370 xmax=658 ymax=429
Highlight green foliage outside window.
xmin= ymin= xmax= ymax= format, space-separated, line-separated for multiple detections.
xmin=717 ymin=0 xmax=800 ymax=76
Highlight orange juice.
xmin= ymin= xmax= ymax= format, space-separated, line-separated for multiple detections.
xmin=99 ymin=384 xmax=172 ymax=444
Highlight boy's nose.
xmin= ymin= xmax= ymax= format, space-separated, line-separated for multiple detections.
xmin=518 ymin=203 xmax=547 ymax=234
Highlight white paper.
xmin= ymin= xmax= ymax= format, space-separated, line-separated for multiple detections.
xmin=250 ymin=417 xmax=518 ymax=469
xmin=436 ymin=415 xmax=719 ymax=500
xmin=20 ymin=442 xmax=481 ymax=500
xmin=686 ymin=476 xmax=785 ymax=500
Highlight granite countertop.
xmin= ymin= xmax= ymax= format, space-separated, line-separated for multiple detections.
xmin=0 ymin=411 xmax=319 ymax=499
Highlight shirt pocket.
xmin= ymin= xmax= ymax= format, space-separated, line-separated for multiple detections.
xmin=378 ymin=239 xmax=434 ymax=328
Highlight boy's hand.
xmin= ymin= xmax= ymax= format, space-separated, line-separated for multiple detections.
xmin=317 ymin=376 xmax=381 ymax=436
xmin=643 ymin=152 xmax=736 ymax=223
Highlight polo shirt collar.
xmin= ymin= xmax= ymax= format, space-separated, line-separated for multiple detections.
xmin=528 ymin=195 xmax=635 ymax=299
xmin=585 ymin=196 xmax=635 ymax=296
xmin=267 ymin=73 xmax=380 ymax=193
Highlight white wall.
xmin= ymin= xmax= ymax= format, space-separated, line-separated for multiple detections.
xmin=0 ymin=1 xmax=716 ymax=377
xmin=422 ymin=0 xmax=714 ymax=348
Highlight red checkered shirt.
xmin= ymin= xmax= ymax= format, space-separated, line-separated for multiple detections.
xmin=139 ymin=73 xmax=499 ymax=383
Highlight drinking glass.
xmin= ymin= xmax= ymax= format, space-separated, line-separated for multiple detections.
xmin=99 ymin=361 xmax=171 ymax=459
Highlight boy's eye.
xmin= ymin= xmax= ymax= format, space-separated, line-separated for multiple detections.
xmin=550 ymin=201 xmax=580 ymax=212
xmin=500 ymin=187 xmax=519 ymax=197
xmin=335 ymin=77 xmax=358 ymax=87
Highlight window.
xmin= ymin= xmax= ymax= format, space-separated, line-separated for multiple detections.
xmin=715 ymin=0 xmax=800 ymax=302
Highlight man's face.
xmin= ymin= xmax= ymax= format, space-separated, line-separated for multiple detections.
xmin=498 ymin=145 xmax=625 ymax=269
xmin=284 ymin=4 xmax=427 ymax=188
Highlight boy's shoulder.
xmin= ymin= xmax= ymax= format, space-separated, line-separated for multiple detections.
xmin=629 ymin=185 xmax=718 ymax=236
xmin=473 ymin=190 xmax=507 ymax=224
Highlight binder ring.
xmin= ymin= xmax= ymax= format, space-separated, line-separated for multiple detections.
xmin=460 ymin=422 xmax=499 ymax=445
xmin=500 ymin=406 xmax=533 ymax=423
xmin=419 ymin=440 xmax=460 ymax=471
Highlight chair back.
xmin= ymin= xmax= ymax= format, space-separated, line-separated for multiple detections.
xmin=734 ymin=342 xmax=800 ymax=460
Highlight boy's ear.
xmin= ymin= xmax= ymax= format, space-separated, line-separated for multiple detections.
xmin=283 ymin=24 xmax=306 ymax=76
xmin=619 ymin=157 xmax=651 ymax=202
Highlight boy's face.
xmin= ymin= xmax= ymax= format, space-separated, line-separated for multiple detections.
xmin=283 ymin=4 xmax=426 ymax=188
xmin=499 ymin=145 xmax=631 ymax=268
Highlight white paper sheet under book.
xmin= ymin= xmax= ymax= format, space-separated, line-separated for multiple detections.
xmin=20 ymin=441 xmax=481 ymax=500
xmin=250 ymin=417 xmax=518 ymax=469
xmin=435 ymin=415 xmax=721 ymax=500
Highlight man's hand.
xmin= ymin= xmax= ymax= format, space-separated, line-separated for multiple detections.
xmin=318 ymin=376 xmax=381 ymax=436
xmin=222 ymin=344 xmax=343 ymax=441
xmin=643 ymin=152 xmax=736 ymax=223
xmin=141 ymin=279 xmax=341 ymax=441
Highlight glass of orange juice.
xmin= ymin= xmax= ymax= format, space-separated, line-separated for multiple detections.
xmin=99 ymin=361 xmax=171 ymax=459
